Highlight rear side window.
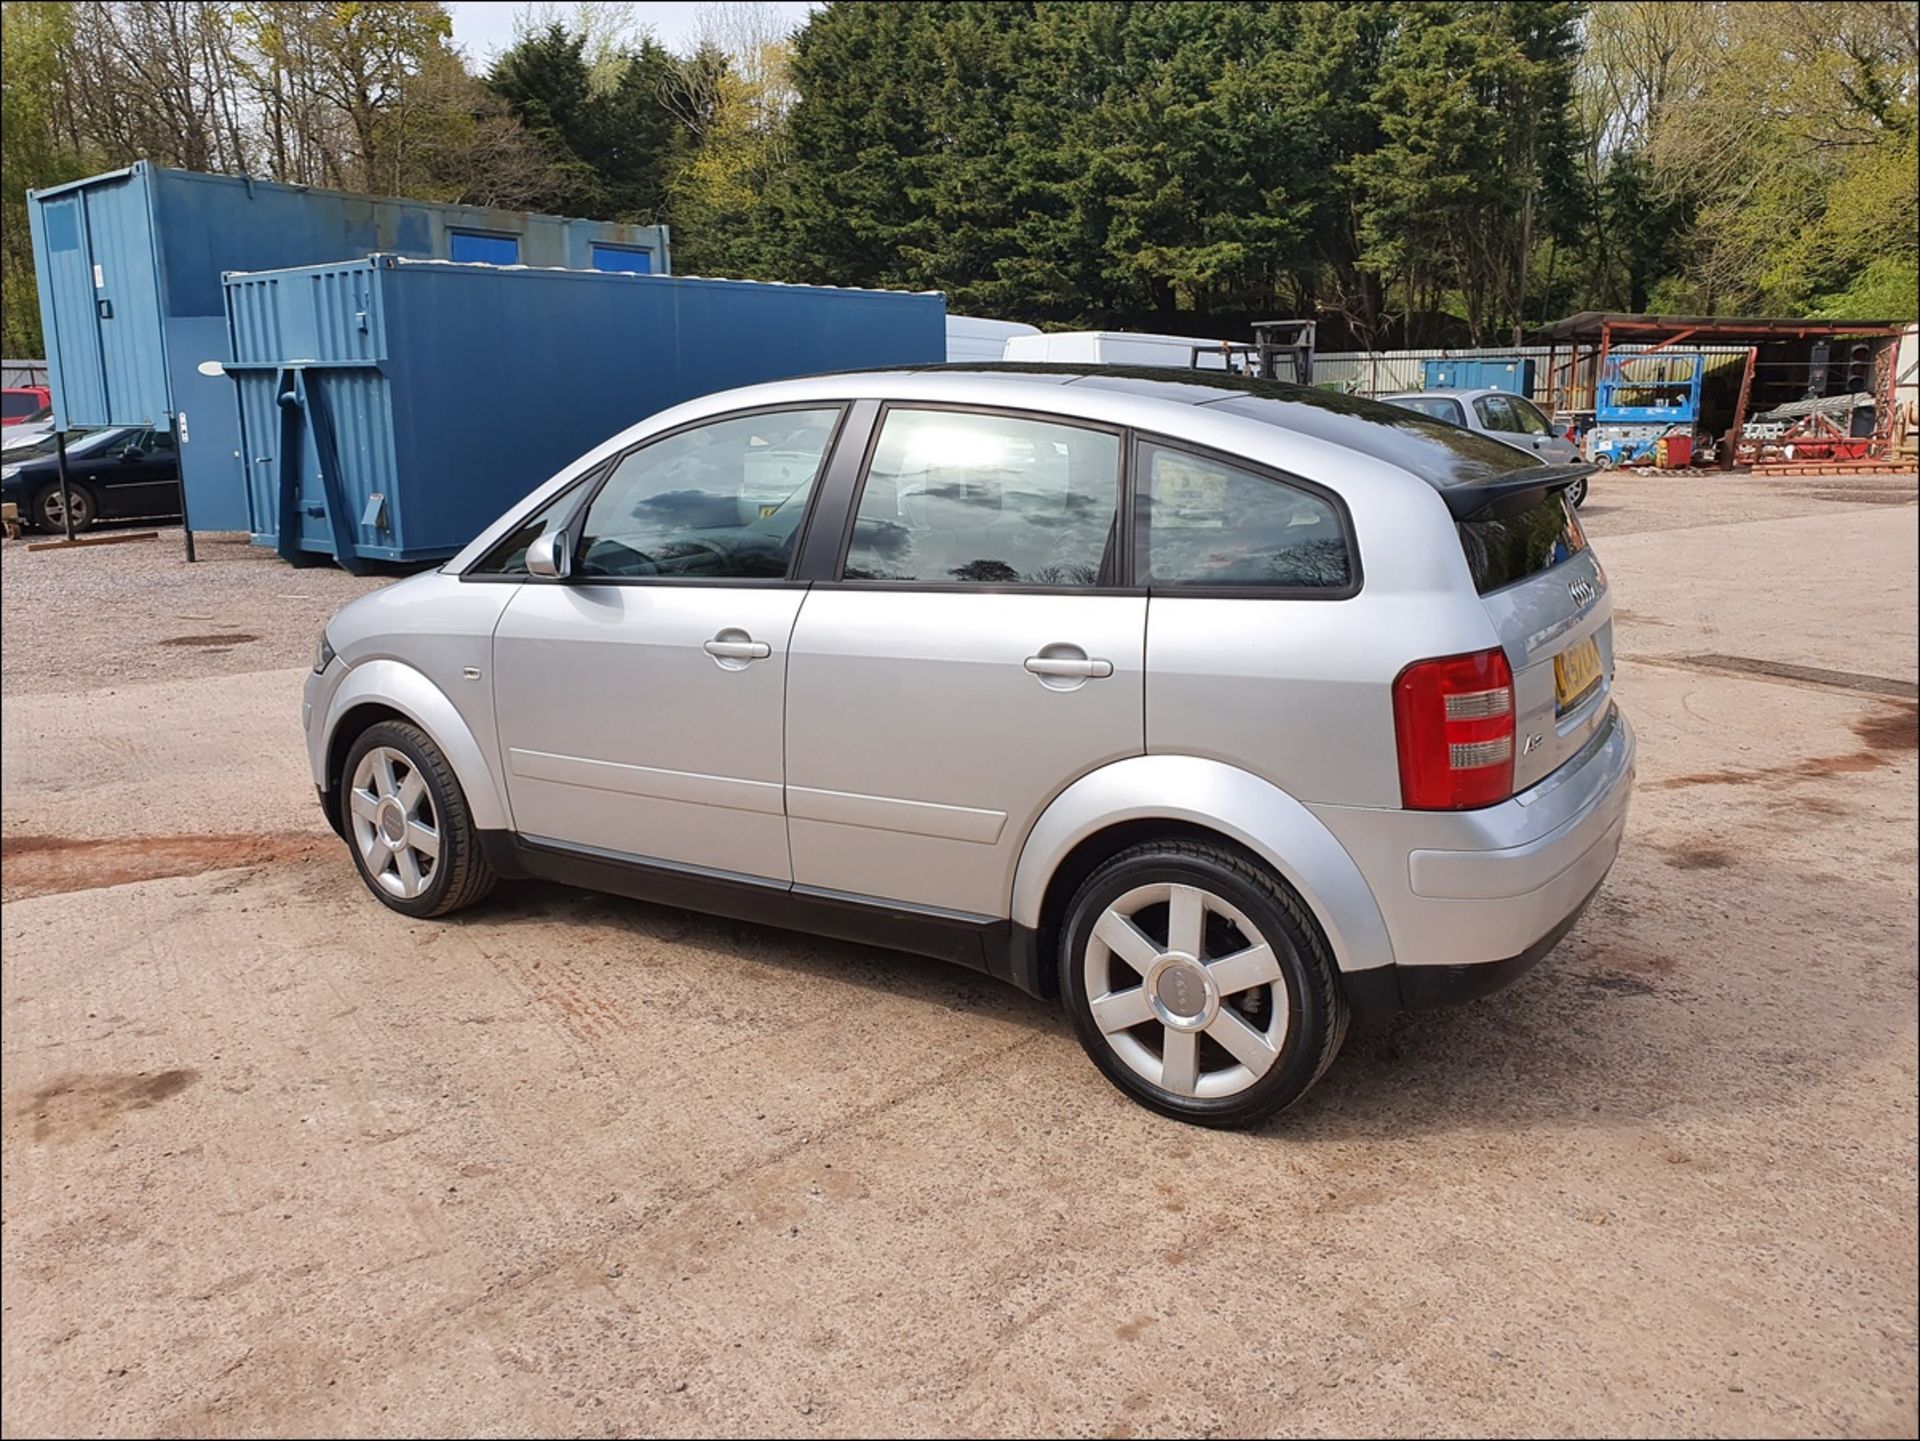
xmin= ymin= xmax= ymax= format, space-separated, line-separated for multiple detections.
xmin=1387 ymin=396 xmax=1466 ymax=427
xmin=842 ymin=408 xmax=1121 ymax=586
xmin=3 ymin=392 xmax=38 ymax=420
xmin=1138 ymin=442 xmax=1352 ymax=592
xmin=1458 ymin=491 xmax=1587 ymax=594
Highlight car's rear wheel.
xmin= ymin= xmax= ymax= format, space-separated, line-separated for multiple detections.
xmin=1059 ymin=839 xmax=1347 ymax=1128
xmin=1568 ymin=474 xmax=1589 ymax=508
xmin=33 ymin=480 xmax=96 ymax=533
xmin=341 ymin=720 xmax=495 ymax=918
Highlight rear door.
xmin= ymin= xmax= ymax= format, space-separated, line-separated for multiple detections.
xmin=1457 ymin=489 xmax=1613 ymax=790
xmin=784 ymin=405 xmax=1145 ymax=918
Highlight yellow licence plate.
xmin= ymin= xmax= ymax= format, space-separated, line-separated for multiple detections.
xmin=1553 ymin=636 xmax=1604 ymax=711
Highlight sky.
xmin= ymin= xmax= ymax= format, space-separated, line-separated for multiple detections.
xmin=446 ymin=2 xmax=818 ymax=64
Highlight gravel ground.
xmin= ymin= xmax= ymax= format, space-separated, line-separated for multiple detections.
xmin=1 ymin=469 xmax=1915 ymax=1437
xmin=0 ymin=529 xmax=396 ymax=696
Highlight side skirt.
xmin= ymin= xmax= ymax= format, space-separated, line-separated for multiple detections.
xmin=480 ymin=831 xmax=1027 ymax=982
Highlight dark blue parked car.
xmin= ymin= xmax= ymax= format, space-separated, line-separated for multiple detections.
xmin=1 ymin=425 xmax=180 ymax=533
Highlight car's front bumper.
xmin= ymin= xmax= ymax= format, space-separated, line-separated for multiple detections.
xmin=1314 ymin=705 xmax=1635 ymax=1021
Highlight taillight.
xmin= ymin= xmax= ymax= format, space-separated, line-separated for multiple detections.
xmin=1393 ymin=648 xmax=1516 ymax=810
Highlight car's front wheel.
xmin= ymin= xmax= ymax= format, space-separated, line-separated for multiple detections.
xmin=1568 ymin=474 xmax=1589 ymax=508
xmin=1059 ymin=839 xmax=1347 ymax=1128
xmin=33 ymin=480 xmax=96 ymax=533
xmin=340 ymin=719 xmax=496 ymax=918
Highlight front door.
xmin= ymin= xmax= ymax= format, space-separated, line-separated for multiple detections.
xmin=785 ymin=405 xmax=1146 ymax=917
xmin=491 ymin=406 xmax=846 ymax=881
xmin=90 ymin=426 xmax=179 ymax=519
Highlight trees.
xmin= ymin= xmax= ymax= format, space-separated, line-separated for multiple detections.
xmin=3 ymin=0 xmax=1912 ymax=358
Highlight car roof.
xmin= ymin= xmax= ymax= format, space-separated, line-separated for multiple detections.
xmin=732 ymin=363 xmax=1540 ymax=484
xmin=449 ymin=363 xmax=1551 ymax=572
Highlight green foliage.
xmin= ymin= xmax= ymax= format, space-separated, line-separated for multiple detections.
xmin=1 ymin=1 xmax=99 ymax=354
xmin=4 ymin=0 xmax=1913 ymax=358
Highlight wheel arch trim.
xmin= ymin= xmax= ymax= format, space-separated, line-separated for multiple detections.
xmin=319 ymin=659 xmax=509 ymax=832
xmin=1010 ymin=755 xmax=1396 ymax=975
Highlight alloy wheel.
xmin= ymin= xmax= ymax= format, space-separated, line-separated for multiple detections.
xmin=1081 ymin=881 xmax=1290 ymax=1099
xmin=348 ymin=745 xmax=440 ymax=900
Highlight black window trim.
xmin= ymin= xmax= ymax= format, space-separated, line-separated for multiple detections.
xmin=821 ymin=399 xmax=1141 ymax=597
xmin=457 ymin=462 xmax=609 ymax=583
xmin=456 ymin=402 xmax=856 ymax=587
xmin=1131 ymin=430 xmax=1364 ymax=602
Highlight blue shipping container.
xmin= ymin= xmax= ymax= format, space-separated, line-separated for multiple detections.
xmin=26 ymin=162 xmax=670 ymax=530
xmin=225 ymin=255 xmax=946 ymax=568
xmin=1420 ymin=357 xmax=1537 ymax=397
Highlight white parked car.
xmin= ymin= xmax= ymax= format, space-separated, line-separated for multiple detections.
xmin=304 ymin=367 xmax=1629 ymax=1127
xmin=1382 ymin=389 xmax=1589 ymax=505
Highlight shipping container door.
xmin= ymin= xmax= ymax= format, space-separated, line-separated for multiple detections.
xmin=38 ymin=195 xmax=109 ymax=425
xmin=233 ymin=368 xmax=329 ymax=553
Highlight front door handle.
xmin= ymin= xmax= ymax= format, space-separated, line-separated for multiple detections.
xmin=1024 ymin=655 xmax=1113 ymax=679
xmin=704 ymin=636 xmax=772 ymax=661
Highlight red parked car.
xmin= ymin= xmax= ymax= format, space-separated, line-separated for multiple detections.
xmin=3 ymin=386 xmax=52 ymax=426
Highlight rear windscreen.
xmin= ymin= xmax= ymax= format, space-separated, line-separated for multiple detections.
xmin=1457 ymin=490 xmax=1587 ymax=594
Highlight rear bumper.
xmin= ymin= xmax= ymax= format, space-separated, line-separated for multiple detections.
xmin=1314 ymin=706 xmax=1634 ymax=1022
xmin=1340 ymin=878 xmax=1603 ymax=1023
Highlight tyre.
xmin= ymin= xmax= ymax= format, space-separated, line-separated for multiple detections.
xmin=1059 ymin=839 xmax=1348 ymax=1128
xmin=340 ymin=719 xmax=496 ymax=918
xmin=33 ymin=480 xmax=96 ymax=533
xmin=1568 ymin=474 xmax=1589 ymax=509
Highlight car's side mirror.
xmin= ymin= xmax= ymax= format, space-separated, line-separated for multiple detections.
xmin=525 ymin=527 xmax=571 ymax=580
xmin=121 ymin=447 xmax=145 ymax=462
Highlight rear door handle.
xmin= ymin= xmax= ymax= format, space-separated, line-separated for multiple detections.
xmin=704 ymin=637 xmax=772 ymax=660
xmin=1024 ymin=655 xmax=1113 ymax=679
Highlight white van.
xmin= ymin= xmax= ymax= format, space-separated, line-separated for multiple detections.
xmin=1001 ymin=329 xmax=1233 ymax=371
xmin=945 ymin=315 xmax=1043 ymax=364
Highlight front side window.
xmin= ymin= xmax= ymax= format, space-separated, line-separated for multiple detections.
xmin=1508 ymin=397 xmax=1553 ymax=435
xmin=842 ymin=408 xmax=1120 ymax=586
xmin=1474 ymin=394 xmax=1522 ymax=433
xmin=575 ymin=408 xmax=840 ymax=580
xmin=1139 ymin=442 xmax=1352 ymax=592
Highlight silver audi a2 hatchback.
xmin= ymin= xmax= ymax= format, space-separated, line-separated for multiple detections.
xmin=304 ymin=366 xmax=1634 ymax=1127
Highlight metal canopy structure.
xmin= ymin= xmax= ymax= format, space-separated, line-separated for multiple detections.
xmin=1531 ymin=312 xmax=1904 ymax=345
xmin=1528 ymin=312 xmax=1909 ymax=469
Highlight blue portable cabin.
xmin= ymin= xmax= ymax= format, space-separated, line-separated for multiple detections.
xmin=26 ymin=161 xmax=670 ymax=533
xmin=1419 ymin=356 xmax=1538 ymax=396
xmin=223 ymin=255 xmax=947 ymax=568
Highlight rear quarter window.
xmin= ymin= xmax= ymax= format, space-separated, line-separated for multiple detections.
xmin=1457 ymin=491 xmax=1588 ymax=594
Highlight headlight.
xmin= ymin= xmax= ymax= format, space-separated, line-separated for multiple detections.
xmin=313 ymin=632 xmax=337 ymax=673
xmin=0 ymin=464 xmax=20 ymax=482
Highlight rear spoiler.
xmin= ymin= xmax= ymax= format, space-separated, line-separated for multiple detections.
xmin=1441 ymin=463 xmax=1595 ymax=522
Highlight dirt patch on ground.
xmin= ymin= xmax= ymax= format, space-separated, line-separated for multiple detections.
xmin=1854 ymin=705 xmax=1919 ymax=752
xmin=158 ymin=633 xmax=259 ymax=648
xmin=1659 ymin=706 xmax=1914 ymax=789
xmin=1793 ymin=488 xmax=1920 ymax=506
xmin=1662 ymin=844 xmax=1735 ymax=870
xmin=1 ymin=832 xmax=324 ymax=900
xmin=10 ymin=1069 xmax=199 ymax=1144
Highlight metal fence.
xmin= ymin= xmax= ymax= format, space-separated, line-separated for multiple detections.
xmin=2 ymin=359 xmax=49 ymax=390
xmin=1312 ymin=344 xmax=1753 ymax=413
